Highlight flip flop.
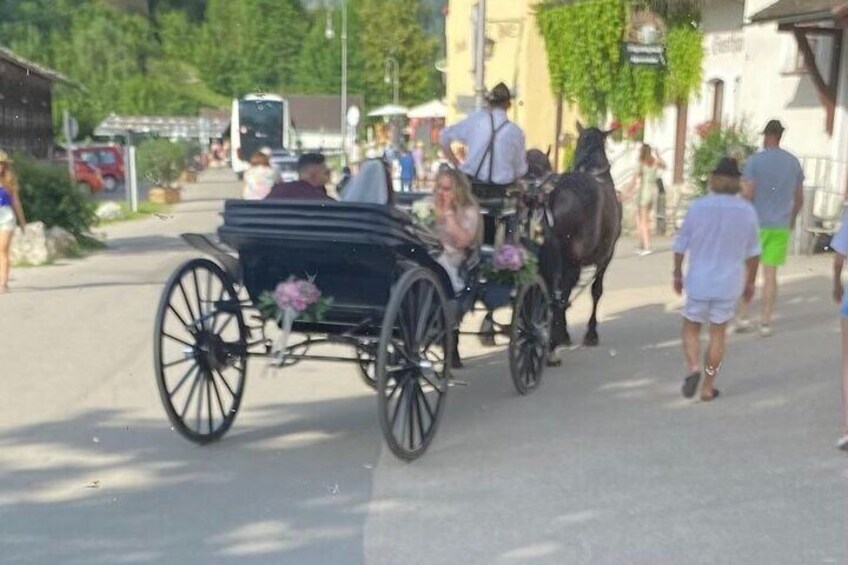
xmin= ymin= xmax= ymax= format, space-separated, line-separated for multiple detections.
xmin=681 ymin=371 xmax=701 ymax=399
xmin=701 ymin=389 xmax=721 ymax=402
xmin=837 ymin=435 xmax=848 ymax=452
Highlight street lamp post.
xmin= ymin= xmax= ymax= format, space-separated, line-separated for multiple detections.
xmin=383 ymin=56 xmax=400 ymax=106
xmin=325 ymin=0 xmax=348 ymax=165
xmin=474 ymin=0 xmax=487 ymax=111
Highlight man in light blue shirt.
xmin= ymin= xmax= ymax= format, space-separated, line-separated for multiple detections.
xmin=738 ymin=119 xmax=805 ymax=336
xmin=673 ymin=158 xmax=761 ymax=401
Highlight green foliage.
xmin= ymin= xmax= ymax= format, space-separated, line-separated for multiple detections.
xmin=13 ymin=154 xmax=97 ymax=238
xmin=536 ymin=0 xmax=703 ymax=123
xmin=136 ymin=139 xmax=186 ymax=186
xmin=358 ymin=0 xmax=441 ymax=106
xmin=688 ymin=122 xmax=756 ymax=195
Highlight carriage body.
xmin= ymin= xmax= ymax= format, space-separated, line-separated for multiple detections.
xmin=153 ymin=195 xmax=551 ymax=461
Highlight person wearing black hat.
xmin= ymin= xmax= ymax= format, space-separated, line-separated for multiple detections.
xmin=737 ymin=119 xmax=805 ymax=337
xmin=265 ymin=153 xmax=333 ymax=201
xmin=438 ymin=82 xmax=528 ymax=239
xmin=673 ymin=157 xmax=761 ymax=402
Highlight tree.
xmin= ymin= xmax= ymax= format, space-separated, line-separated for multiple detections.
xmin=358 ymin=0 xmax=441 ymax=106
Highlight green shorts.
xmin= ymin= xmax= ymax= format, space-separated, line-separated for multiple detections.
xmin=760 ymin=228 xmax=790 ymax=267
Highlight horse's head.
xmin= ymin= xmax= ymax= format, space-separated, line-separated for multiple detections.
xmin=571 ymin=122 xmax=616 ymax=174
xmin=526 ymin=148 xmax=553 ymax=178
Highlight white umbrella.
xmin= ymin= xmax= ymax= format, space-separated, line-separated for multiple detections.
xmin=367 ymin=104 xmax=409 ymax=117
xmin=407 ymin=99 xmax=447 ymax=119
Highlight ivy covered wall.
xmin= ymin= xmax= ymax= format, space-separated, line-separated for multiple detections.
xmin=536 ymin=0 xmax=703 ymax=125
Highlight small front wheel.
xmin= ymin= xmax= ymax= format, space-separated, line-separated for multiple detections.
xmin=509 ymin=276 xmax=551 ymax=395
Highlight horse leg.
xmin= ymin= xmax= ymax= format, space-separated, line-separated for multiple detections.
xmin=584 ymin=264 xmax=609 ymax=347
xmin=548 ymin=264 xmax=579 ymax=364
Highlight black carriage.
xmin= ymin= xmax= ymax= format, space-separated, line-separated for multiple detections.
xmin=153 ymin=194 xmax=551 ymax=460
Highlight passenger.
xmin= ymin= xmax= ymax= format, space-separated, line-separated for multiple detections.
xmin=340 ymin=159 xmax=395 ymax=205
xmin=265 ymin=153 xmax=333 ymax=201
xmin=432 ymin=168 xmax=480 ymax=294
xmin=242 ymin=151 xmax=277 ymax=200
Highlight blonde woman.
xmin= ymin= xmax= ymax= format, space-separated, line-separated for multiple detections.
xmin=242 ymin=151 xmax=277 ymax=200
xmin=0 ymin=150 xmax=27 ymax=292
xmin=626 ymin=144 xmax=665 ymax=255
xmin=433 ymin=168 xmax=480 ymax=294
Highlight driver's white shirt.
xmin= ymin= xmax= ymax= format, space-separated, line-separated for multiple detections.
xmin=439 ymin=108 xmax=528 ymax=185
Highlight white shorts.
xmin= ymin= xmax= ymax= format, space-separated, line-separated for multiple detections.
xmin=683 ymin=297 xmax=736 ymax=325
xmin=0 ymin=206 xmax=15 ymax=231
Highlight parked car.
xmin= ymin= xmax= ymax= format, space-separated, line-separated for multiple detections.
xmin=269 ymin=149 xmax=298 ymax=183
xmin=72 ymin=159 xmax=105 ymax=194
xmin=73 ymin=145 xmax=125 ymax=192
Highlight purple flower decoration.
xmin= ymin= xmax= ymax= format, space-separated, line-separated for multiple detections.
xmin=492 ymin=244 xmax=525 ymax=272
xmin=274 ymin=279 xmax=322 ymax=313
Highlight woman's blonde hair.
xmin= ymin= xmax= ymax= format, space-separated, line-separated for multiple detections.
xmin=436 ymin=168 xmax=477 ymax=211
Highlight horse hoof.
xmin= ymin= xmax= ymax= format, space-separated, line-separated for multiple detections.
xmin=546 ymin=352 xmax=562 ymax=367
xmin=583 ymin=334 xmax=599 ymax=347
xmin=562 ymin=334 xmax=572 ymax=347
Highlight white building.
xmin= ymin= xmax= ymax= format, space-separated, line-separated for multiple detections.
xmin=646 ymin=0 xmax=848 ymax=213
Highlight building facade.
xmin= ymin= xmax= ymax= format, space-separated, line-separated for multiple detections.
xmin=647 ymin=0 xmax=848 ymax=198
xmin=444 ymin=0 xmax=573 ymax=162
xmin=0 ymin=47 xmax=64 ymax=159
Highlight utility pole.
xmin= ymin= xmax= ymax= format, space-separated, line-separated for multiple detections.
xmin=474 ymin=0 xmax=487 ymax=111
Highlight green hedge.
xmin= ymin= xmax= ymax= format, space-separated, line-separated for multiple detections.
xmin=14 ymin=155 xmax=98 ymax=238
xmin=136 ymin=139 xmax=186 ymax=186
xmin=689 ymin=122 xmax=756 ymax=195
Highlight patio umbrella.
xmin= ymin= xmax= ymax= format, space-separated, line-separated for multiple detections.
xmin=367 ymin=104 xmax=409 ymax=117
xmin=407 ymin=99 xmax=447 ymax=119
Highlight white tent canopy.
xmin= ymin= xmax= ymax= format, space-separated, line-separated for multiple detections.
xmin=367 ymin=104 xmax=409 ymax=117
xmin=407 ymin=99 xmax=447 ymax=119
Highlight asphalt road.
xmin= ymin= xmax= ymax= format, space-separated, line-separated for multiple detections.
xmin=1 ymin=169 xmax=846 ymax=564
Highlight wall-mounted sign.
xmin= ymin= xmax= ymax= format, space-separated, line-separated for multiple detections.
xmin=623 ymin=8 xmax=667 ymax=67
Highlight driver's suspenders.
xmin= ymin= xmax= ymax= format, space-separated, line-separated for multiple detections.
xmin=470 ymin=112 xmax=510 ymax=199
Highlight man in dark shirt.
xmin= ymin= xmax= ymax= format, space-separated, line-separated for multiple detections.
xmin=265 ymin=152 xmax=333 ymax=200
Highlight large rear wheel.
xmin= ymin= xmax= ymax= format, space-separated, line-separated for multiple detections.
xmin=377 ymin=268 xmax=451 ymax=461
xmin=154 ymin=258 xmax=248 ymax=444
xmin=509 ymin=276 xmax=551 ymax=395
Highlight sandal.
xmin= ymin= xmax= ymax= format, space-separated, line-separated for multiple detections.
xmin=700 ymin=388 xmax=721 ymax=402
xmin=681 ymin=371 xmax=701 ymax=398
xmin=838 ymin=435 xmax=848 ymax=452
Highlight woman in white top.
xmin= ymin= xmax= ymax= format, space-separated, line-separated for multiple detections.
xmin=432 ymin=168 xmax=479 ymax=294
xmin=242 ymin=151 xmax=278 ymax=200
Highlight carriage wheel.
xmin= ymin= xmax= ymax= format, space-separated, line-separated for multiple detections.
xmin=377 ymin=268 xmax=452 ymax=461
xmin=154 ymin=258 xmax=248 ymax=444
xmin=509 ymin=276 xmax=551 ymax=395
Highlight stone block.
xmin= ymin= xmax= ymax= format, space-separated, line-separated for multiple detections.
xmin=96 ymin=201 xmax=126 ymax=221
xmin=148 ymin=186 xmax=181 ymax=204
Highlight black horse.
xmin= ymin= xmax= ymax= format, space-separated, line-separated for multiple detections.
xmin=534 ymin=124 xmax=622 ymax=356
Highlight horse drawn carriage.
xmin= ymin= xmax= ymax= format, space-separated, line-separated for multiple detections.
xmin=153 ymin=171 xmax=554 ymax=460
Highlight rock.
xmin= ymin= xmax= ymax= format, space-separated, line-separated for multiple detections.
xmin=46 ymin=226 xmax=77 ymax=258
xmin=10 ymin=221 xmax=49 ymax=265
xmin=10 ymin=222 xmax=78 ymax=266
xmin=148 ymin=186 xmax=181 ymax=204
xmin=96 ymin=201 xmax=125 ymax=221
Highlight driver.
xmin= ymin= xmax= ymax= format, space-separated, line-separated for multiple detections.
xmin=439 ymin=82 xmax=528 ymax=244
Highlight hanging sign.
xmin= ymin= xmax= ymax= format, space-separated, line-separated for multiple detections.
xmin=623 ymin=8 xmax=667 ymax=67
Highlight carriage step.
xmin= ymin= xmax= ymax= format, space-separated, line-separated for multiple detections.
xmin=448 ymin=379 xmax=468 ymax=387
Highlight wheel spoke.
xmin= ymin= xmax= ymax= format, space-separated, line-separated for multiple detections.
xmin=389 ymin=382 xmax=406 ymax=429
xmin=215 ymin=368 xmax=237 ymax=398
xmin=179 ymin=368 xmax=202 ymax=419
xmin=414 ymin=383 xmax=429 ymax=441
xmin=163 ymin=331 xmax=194 ymax=348
xmin=167 ymin=304 xmax=194 ymax=333
xmin=192 ymin=268 xmax=205 ymax=331
xmin=209 ymin=369 xmax=227 ymax=421
xmin=177 ymin=280 xmax=198 ymax=326
xmin=215 ymin=312 xmax=235 ymax=335
xmin=169 ymin=363 xmax=198 ymax=396
xmin=414 ymin=284 xmax=435 ymax=344
xmin=417 ymin=384 xmax=436 ymax=422
xmin=163 ymin=356 xmax=193 ymax=369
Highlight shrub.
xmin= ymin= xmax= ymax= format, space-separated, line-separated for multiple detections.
xmin=136 ymin=139 xmax=186 ymax=186
xmin=14 ymin=155 xmax=97 ymax=238
xmin=688 ymin=122 xmax=757 ymax=195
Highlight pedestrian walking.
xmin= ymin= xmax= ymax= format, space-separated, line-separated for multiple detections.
xmin=398 ymin=146 xmax=416 ymax=192
xmin=673 ymin=158 xmax=761 ymax=401
xmin=0 ymin=150 xmax=27 ymax=293
xmin=828 ymin=220 xmax=848 ymax=451
xmin=412 ymin=141 xmax=425 ymax=189
xmin=738 ymin=119 xmax=805 ymax=337
xmin=624 ymin=143 xmax=665 ymax=256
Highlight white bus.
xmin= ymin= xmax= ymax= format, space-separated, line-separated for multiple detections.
xmin=230 ymin=93 xmax=294 ymax=178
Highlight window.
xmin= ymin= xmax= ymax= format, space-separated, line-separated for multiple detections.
xmin=710 ymin=79 xmax=724 ymax=126
xmin=98 ymin=151 xmax=117 ymax=165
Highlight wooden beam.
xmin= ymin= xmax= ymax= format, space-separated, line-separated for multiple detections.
xmin=792 ymin=27 xmax=841 ymax=135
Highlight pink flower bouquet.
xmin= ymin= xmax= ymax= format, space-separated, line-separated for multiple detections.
xmin=259 ymin=277 xmax=332 ymax=323
xmin=484 ymin=244 xmax=538 ymax=286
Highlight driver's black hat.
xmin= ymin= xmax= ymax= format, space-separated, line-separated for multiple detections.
xmin=762 ymin=119 xmax=785 ymax=136
xmin=486 ymin=82 xmax=513 ymax=105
